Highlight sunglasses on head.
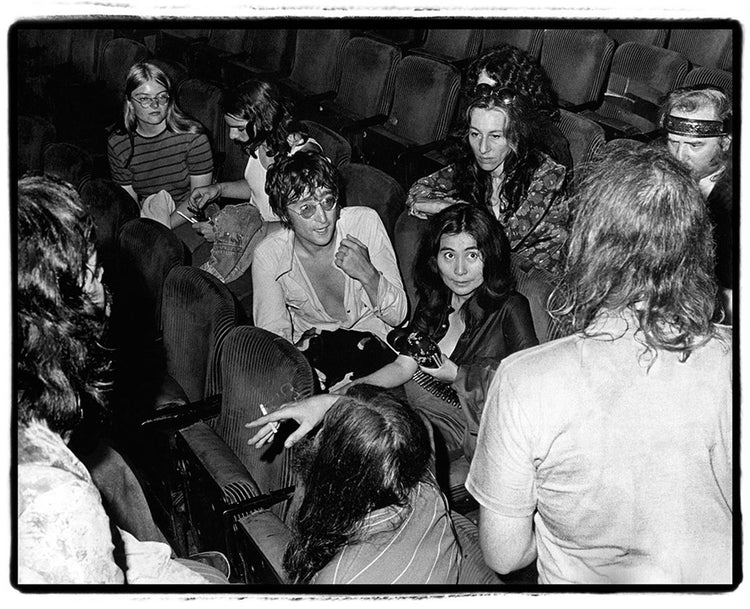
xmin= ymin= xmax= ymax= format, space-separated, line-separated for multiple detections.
xmin=472 ymin=84 xmax=517 ymax=105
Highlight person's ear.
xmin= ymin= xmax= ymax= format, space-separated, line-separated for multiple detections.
xmin=720 ymin=135 xmax=732 ymax=151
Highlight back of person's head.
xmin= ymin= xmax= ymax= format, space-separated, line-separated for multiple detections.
xmin=121 ymin=61 xmax=201 ymax=137
xmin=17 ymin=175 xmax=109 ymax=435
xmin=221 ymin=78 xmax=301 ymax=158
xmin=265 ymin=150 xmax=340 ymax=228
xmin=554 ymin=139 xmax=719 ymax=359
xmin=283 ymin=384 xmax=431 ymax=583
xmin=414 ymin=203 xmax=513 ymax=310
xmin=467 ymin=44 xmax=558 ymax=114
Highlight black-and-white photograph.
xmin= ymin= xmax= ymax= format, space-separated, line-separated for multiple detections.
xmin=5 ymin=2 xmax=744 ymax=604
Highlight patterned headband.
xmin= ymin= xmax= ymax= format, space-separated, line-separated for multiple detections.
xmin=665 ymin=115 xmax=729 ymax=137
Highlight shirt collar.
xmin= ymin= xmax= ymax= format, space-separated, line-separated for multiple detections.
xmin=274 ymin=221 xmax=342 ymax=280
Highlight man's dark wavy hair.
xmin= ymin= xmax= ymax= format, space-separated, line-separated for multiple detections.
xmin=17 ymin=175 xmax=110 ymax=435
xmin=413 ymin=203 xmax=513 ymax=327
xmin=452 ymin=91 xmax=548 ymax=217
xmin=283 ymin=384 xmax=431 ymax=584
xmin=265 ymin=150 xmax=341 ymax=228
xmin=221 ymin=78 xmax=307 ymax=159
xmin=551 ymin=140 xmax=722 ymax=360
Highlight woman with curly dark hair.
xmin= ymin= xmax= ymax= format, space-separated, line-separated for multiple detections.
xmin=404 ymin=85 xmax=568 ymax=276
xmin=342 ymin=204 xmax=537 ymax=461
xmin=465 ymin=44 xmax=572 ymax=170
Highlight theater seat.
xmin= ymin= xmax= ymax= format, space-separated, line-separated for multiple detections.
xmin=176 ymin=325 xmax=315 ymax=581
xmin=555 ymin=109 xmax=606 ymax=175
xmin=539 ymin=29 xmax=615 ymax=111
xmin=683 ymin=66 xmax=733 ymax=98
xmin=301 ymin=119 xmax=352 ymax=169
xmin=340 ymin=163 xmax=406 ymax=239
xmin=17 ymin=115 xmax=56 ymax=177
xmin=361 ymin=54 xmax=462 ymax=186
xmin=275 ymin=29 xmax=351 ymax=102
xmin=298 ymin=36 xmax=401 ymax=147
xmin=478 ymin=28 xmax=543 ymax=58
xmin=582 ymin=41 xmax=689 ymax=138
xmin=667 ymin=28 xmax=733 ymax=71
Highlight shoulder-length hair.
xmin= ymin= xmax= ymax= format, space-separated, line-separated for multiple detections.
xmin=452 ymin=90 xmax=546 ymax=216
xmin=221 ymin=78 xmax=306 ymax=159
xmin=414 ymin=203 xmax=513 ymax=323
xmin=283 ymin=384 xmax=431 ymax=584
xmin=551 ymin=140 xmax=721 ymax=360
xmin=115 ymin=61 xmax=204 ymax=166
xmin=17 ymin=176 xmax=110 ymax=435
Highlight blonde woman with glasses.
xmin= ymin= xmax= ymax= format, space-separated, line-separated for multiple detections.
xmin=107 ymin=62 xmax=214 ymax=229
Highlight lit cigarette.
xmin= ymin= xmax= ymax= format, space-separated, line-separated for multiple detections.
xmin=176 ymin=210 xmax=197 ymax=224
xmin=259 ymin=403 xmax=280 ymax=434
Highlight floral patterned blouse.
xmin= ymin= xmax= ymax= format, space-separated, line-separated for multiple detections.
xmin=406 ymin=154 xmax=568 ymax=274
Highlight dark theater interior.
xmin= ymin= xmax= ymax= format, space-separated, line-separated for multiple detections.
xmin=13 ymin=21 xmax=739 ymax=587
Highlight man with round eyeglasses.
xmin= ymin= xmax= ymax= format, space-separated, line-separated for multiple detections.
xmin=252 ymin=151 xmax=407 ymax=385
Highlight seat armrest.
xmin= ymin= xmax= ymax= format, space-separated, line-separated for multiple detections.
xmin=340 ymin=113 xmax=388 ymax=135
xmin=237 ymin=510 xmax=292 ymax=584
xmin=223 ymin=485 xmax=294 ymax=519
xmin=559 ymin=100 xmax=600 ymax=113
xmin=178 ymin=421 xmax=262 ymax=506
xmin=141 ymin=393 xmax=222 ymax=433
xmin=396 ymin=138 xmax=449 ymax=160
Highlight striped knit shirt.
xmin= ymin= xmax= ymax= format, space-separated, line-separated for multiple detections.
xmin=311 ymin=481 xmax=461 ymax=584
xmin=107 ymin=129 xmax=213 ymax=206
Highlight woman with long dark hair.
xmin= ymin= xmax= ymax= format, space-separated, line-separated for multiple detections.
xmin=404 ymin=85 xmax=568 ymax=276
xmin=464 ymin=44 xmax=572 ymax=171
xmin=107 ymin=61 xmax=214 ymax=228
xmin=189 ymin=79 xmax=321 ymax=224
xmin=281 ymin=385 xmax=459 ymax=584
xmin=343 ymin=204 xmax=538 ymax=460
xmin=186 ymin=79 xmax=323 ymax=284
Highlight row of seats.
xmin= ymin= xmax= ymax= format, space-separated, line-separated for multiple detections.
xmin=15 ymin=26 xmax=735 ymax=194
xmin=106 ymin=215 xmax=510 ymax=583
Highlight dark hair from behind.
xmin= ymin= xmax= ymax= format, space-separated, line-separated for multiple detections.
xmin=17 ymin=175 xmax=110 ymax=435
xmin=413 ymin=203 xmax=513 ymax=325
xmin=221 ymin=78 xmax=306 ymax=158
xmin=466 ymin=44 xmax=559 ymax=116
xmin=283 ymin=384 xmax=431 ymax=583
xmin=551 ymin=140 xmax=721 ymax=360
xmin=265 ymin=150 xmax=341 ymax=228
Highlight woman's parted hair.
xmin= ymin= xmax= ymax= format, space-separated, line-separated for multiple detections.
xmin=414 ymin=203 xmax=513 ymax=322
xmin=453 ymin=91 xmax=547 ymax=215
xmin=283 ymin=384 xmax=431 ymax=584
xmin=17 ymin=176 xmax=110 ymax=435
xmin=265 ymin=150 xmax=341 ymax=228
xmin=117 ymin=62 xmax=204 ymax=166
xmin=222 ymin=78 xmax=306 ymax=159
xmin=552 ymin=140 xmax=720 ymax=359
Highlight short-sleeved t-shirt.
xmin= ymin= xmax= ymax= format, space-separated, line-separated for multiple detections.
xmin=466 ymin=312 xmax=733 ymax=584
xmin=107 ymin=129 xmax=213 ymax=205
